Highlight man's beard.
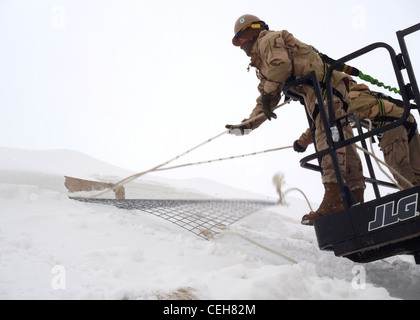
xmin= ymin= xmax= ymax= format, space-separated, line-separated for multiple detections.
xmin=240 ymin=39 xmax=257 ymax=57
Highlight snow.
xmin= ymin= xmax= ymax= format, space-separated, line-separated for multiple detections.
xmin=1 ymin=146 xmax=419 ymax=300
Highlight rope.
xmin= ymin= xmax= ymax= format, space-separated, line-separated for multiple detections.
xmin=365 ymin=119 xmax=402 ymax=189
xmin=85 ymin=130 xmax=228 ymax=199
xmin=315 ymin=49 xmax=402 ymax=96
xmin=220 ymin=230 xmax=298 ymax=264
xmin=82 ymin=99 xmax=294 ymax=199
xmin=153 ymin=146 xmax=293 ymax=172
xmin=358 ymin=71 xmax=401 ymax=96
xmin=273 ymin=172 xmax=314 ymax=212
xmin=216 ymin=172 xmax=310 ymax=265
xmin=356 ymin=119 xmax=413 ymax=190
xmin=282 ymin=188 xmax=314 ymax=212
xmin=356 ymin=144 xmax=406 ymax=190
xmin=232 ymin=98 xmax=293 ymax=127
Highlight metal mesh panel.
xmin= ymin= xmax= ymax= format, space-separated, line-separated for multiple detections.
xmin=74 ymin=198 xmax=275 ymax=240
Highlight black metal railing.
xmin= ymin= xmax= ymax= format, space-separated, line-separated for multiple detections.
xmin=283 ymin=23 xmax=420 ymax=209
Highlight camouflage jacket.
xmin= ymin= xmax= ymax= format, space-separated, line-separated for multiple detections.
xmin=244 ymin=30 xmax=349 ymax=130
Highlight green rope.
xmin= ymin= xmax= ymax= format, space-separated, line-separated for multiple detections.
xmin=313 ymin=47 xmax=403 ymax=96
xmin=358 ymin=71 xmax=401 ymax=96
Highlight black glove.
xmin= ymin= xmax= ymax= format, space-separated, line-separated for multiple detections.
xmin=225 ymin=124 xmax=250 ymax=136
xmin=293 ymin=140 xmax=307 ymax=153
xmin=261 ymin=92 xmax=278 ymax=121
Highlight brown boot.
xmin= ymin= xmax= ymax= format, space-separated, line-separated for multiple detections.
xmin=301 ymin=183 xmax=344 ymax=226
xmin=351 ymin=187 xmax=364 ymax=204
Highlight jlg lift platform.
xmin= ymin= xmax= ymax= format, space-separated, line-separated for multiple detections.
xmin=284 ymin=23 xmax=420 ymax=264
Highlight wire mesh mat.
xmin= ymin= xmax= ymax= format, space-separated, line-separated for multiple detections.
xmin=73 ymin=198 xmax=276 ymax=240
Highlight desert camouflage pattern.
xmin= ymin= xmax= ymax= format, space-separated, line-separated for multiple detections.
xmin=297 ymin=81 xmax=420 ymax=189
xmin=241 ymin=30 xmax=364 ymax=190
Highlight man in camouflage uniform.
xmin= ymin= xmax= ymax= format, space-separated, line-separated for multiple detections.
xmin=295 ymin=80 xmax=420 ymax=191
xmin=226 ymin=14 xmax=365 ymax=225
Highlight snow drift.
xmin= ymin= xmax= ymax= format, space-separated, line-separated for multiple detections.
xmin=1 ymin=146 xmax=419 ymax=300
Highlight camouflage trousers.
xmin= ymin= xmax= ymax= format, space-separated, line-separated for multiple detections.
xmin=380 ymin=114 xmax=420 ymax=189
xmin=314 ymin=82 xmax=366 ymax=190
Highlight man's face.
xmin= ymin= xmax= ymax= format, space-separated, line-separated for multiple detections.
xmin=235 ymin=37 xmax=251 ymax=47
xmin=238 ymin=37 xmax=255 ymax=57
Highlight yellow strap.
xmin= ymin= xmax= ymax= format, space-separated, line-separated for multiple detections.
xmin=239 ymin=23 xmax=263 ymax=33
xmin=249 ymin=23 xmax=262 ymax=29
xmin=377 ymin=98 xmax=386 ymax=127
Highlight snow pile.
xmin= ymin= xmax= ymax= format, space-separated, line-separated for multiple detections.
xmin=1 ymin=147 xmax=419 ymax=300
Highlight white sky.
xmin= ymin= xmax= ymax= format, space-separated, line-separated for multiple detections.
xmin=1 ymin=0 xmax=419 ymax=202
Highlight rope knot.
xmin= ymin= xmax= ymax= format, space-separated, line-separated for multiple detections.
xmin=272 ymin=172 xmax=286 ymax=205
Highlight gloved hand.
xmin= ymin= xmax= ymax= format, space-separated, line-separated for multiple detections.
xmin=261 ymin=92 xmax=278 ymax=121
xmin=293 ymin=140 xmax=307 ymax=153
xmin=225 ymin=124 xmax=250 ymax=136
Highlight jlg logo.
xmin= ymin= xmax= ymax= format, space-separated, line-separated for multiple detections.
xmin=368 ymin=194 xmax=419 ymax=231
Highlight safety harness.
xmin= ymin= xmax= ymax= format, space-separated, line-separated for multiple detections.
xmin=368 ymin=92 xmax=418 ymax=143
xmin=315 ymin=49 xmax=403 ymax=96
xmin=284 ymin=50 xmax=349 ymax=124
xmin=319 ymin=63 xmax=349 ymax=111
xmin=313 ymin=47 xmax=418 ymax=143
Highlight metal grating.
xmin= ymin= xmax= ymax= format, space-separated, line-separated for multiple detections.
xmin=73 ymin=198 xmax=275 ymax=240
